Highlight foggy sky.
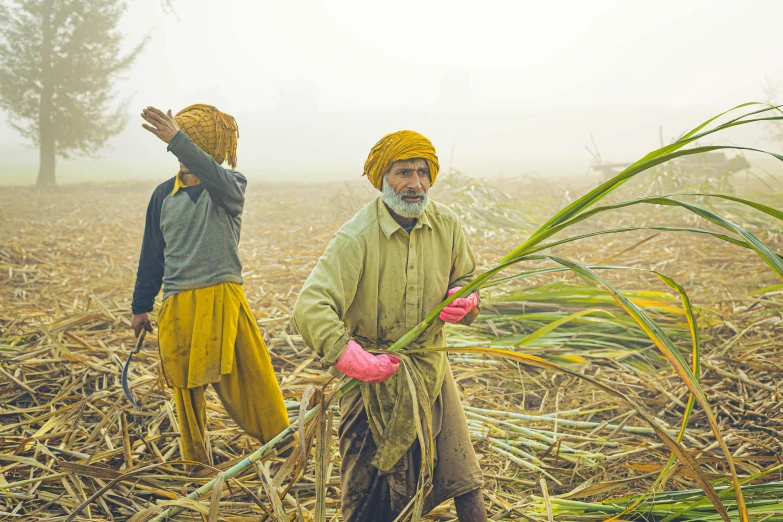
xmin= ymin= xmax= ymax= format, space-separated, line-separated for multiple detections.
xmin=2 ymin=0 xmax=783 ymax=184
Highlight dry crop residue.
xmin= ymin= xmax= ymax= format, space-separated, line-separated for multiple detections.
xmin=1 ymin=176 xmax=782 ymax=520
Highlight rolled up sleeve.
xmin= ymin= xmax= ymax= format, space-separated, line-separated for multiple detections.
xmin=293 ymin=233 xmax=364 ymax=367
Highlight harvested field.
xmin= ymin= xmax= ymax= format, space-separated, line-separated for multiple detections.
xmin=1 ymin=172 xmax=782 ymax=521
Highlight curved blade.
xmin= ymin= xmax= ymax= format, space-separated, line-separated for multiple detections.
xmin=122 ymin=331 xmax=146 ymax=408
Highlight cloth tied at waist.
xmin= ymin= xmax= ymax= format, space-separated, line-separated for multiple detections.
xmin=351 ymin=335 xmax=447 ymax=473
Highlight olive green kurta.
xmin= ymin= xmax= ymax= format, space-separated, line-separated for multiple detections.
xmin=293 ymin=197 xmax=479 ymax=471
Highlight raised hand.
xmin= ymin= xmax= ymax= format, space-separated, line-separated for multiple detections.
xmin=141 ymin=106 xmax=180 ymax=143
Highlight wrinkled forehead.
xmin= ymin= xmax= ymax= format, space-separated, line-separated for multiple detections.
xmin=387 ymin=158 xmax=430 ymax=172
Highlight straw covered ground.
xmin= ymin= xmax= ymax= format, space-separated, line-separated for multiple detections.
xmin=1 ymin=171 xmax=782 ymax=521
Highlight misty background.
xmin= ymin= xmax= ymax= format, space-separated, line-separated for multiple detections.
xmin=2 ymin=0 xmax=783 ymax=185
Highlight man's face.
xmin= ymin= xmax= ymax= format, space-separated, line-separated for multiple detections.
xmin=385 ymin=159 xmax=431 ymax=200
xmin=179 ymin=162 xmax=191 ymax=175
xmin=381 ymin=158 xmax=431 ymax=219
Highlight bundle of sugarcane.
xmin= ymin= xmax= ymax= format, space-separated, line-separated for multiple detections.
xmin=449 ymin=280 xmax=693 ymax=371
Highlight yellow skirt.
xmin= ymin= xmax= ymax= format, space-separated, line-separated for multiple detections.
xmin=157 ymin=282 xmax=289 ymax=462
xmin=158 ymin=282 xmax=245 ymax=389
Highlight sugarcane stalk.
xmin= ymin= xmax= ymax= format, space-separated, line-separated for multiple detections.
xmin=464 ymin=405 xmax=677 ymax=435
xmin=466 ymin=412 xmax=557 ymax=444
xmin=468 ymin=421 xmax=600 ymax=460
xmin=466 ymin=423 xmax=593 ymax=463
xmin=467 ymin=418 xmax=618 ymax=449
xmin=151 ymin=406 xmax=320 ymax=521
xmin=488 ymin=445 xmax=562 ymax=486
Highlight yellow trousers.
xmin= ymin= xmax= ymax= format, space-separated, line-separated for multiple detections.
xmin=158 ymin=283 xmax=289 ymax=463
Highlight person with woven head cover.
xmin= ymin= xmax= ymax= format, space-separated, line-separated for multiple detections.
xmin=294 ymin=130 xmax=488 ymax=521
xmin=131 ymin=105 xmax=289 ymax=464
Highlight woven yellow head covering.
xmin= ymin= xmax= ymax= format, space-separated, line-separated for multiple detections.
xmin=362 ymin=130 xmax=440 ymax=190
xmin=175 ymin=104 xmax=239 ymax=168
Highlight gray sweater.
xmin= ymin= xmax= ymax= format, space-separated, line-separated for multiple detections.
xmin=131 ymin=131 xmax=247 ymax=314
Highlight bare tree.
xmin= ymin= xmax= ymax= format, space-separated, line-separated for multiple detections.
xmin=0 ymin=0 xmax=146 ymax=186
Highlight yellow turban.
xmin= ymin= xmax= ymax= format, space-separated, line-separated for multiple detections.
xmin=175 ymin=104 xmax=239 ymax=168
xmin=362 ymin=130 xmax=440 ymax=190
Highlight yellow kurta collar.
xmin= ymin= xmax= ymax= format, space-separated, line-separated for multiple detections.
xmin=171 ymin=171 xmax=201 ymax=196
xmin=377 ymin=197 xmax=432 ymax=239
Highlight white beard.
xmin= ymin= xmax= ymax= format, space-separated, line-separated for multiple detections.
xmin=381 ymin=177 xmax=429 ymax=218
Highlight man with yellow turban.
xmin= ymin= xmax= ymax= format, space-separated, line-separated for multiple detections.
xmin=131 ymin=105 xmax=289 ymax=464
xmin=293 ymin=131 xmax=487 ymax=521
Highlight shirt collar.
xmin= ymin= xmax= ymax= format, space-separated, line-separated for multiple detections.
xmin=171 ymin=171 xmax=201 ymax=196
xmin=377 ymin=197 xmax=432 ymax=240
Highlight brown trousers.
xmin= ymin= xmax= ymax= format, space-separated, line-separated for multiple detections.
xmin=338 ymin=362 xmax=483 ymax=522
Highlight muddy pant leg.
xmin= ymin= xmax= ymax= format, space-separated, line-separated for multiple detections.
xmin=173 ymin=385 xmax=209 ymax=463
xmin=455 ymin=488 xmax=488 ymax=522
xmin=431 ymin=363 xmax=484 ymax=502
xmin=212 ymin=306 xmax=289 ymax=443
xmin=338 ymin=386 xmax=399 ymax=522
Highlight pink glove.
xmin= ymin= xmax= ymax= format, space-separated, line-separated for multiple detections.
xmin=439 ymin=287 xmax=479 ymax=323
xmin=334 ymin=340 xmax=400 ymax=383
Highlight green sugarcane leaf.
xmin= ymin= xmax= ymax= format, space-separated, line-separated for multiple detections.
xmin=544 ymin=256 xmax=744 ymax=522
xmin=406 ymin=345 xmax=731 ymax=522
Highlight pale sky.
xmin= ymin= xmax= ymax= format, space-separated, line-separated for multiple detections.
xmin=2 ymin=0 xmax=783 ymax=184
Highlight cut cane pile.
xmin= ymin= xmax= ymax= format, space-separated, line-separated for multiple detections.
xmin=1 ymin=171 xmax=782 ymax=521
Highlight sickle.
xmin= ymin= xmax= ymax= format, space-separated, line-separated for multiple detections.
xmin=122 ymin=330 xmax=146 ymax=408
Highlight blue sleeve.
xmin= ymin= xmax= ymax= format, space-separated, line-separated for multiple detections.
xmin=167 ymin=131 xmax=247 ymax=217
xmin=131 ymin=182 xmax=170 ymax=314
